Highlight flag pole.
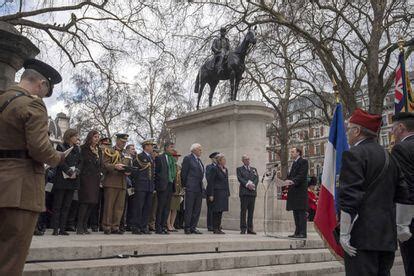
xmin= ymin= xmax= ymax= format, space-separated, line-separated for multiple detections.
xmin=398 ymin=36 xmax=409 ymax=112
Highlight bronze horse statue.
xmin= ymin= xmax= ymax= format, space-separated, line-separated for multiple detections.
xmin=194 ymin=29 xmax=257 ymax=109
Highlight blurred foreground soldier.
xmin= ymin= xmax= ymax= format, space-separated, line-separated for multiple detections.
xmin=339 ymin=108 xmax=404 ymax=276
xmin=391 ymin=112 xmax=414 ymax=276
xmin=206 ymin=152 xmax=220 ymax=231
xmin=0 ymin=59 xmax=65 ymax=276
xmin=237 ymin=154 xmax=258 ymax=234
xmin=102 ymin=133 xmax=130 ymax=234
xmin=131 ymin=139 xmax=155 ymax=234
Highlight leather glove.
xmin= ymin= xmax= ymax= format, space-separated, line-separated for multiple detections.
xmin=396 ymin=203 xmax=414 ymax=242
xmin=340 ymin=210 xmax=358 ymax=257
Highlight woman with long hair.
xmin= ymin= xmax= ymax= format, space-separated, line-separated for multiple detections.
xmin=77 ymin=130 xmax=102 ymax=234
xmin=51 ymin=128 xmax=81 ymax=235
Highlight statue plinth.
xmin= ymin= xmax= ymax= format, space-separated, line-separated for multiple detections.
xmin=167 ymin=101 xmax=302 ymax=232
xmin=0 ymin=22 xmax=39 ymax=93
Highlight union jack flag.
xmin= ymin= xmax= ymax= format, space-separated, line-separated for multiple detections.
xmin=395 ymin=51 xmax=414 ymax=114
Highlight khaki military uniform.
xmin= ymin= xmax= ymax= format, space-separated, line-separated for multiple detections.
xmin=102 ymin=146 xmax=129 ymax=231
xmin=0 ymin=86 xmax=62 ymax=276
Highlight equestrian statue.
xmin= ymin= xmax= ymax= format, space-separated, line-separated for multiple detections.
xmin=194 ymin=27 xmax=257 ymax=110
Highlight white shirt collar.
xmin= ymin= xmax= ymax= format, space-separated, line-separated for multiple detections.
xmin=354 ymin=138 xmax=367 ymax=147
xmin=294 ymin=156 xmax=300 ymax=162
xmin=402 ymin=134 xmax=414 ymax=142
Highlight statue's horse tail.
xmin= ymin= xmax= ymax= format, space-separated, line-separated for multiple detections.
xmin=194 ymin=71 xmax=200 ymax=94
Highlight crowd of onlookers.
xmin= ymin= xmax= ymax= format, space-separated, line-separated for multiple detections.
xmin=35 ymin=128 xmax=260 ymax=236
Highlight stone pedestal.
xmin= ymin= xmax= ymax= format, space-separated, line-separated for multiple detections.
xmin=167 ymin=101 xmax=299 ymax=232
xmin=0 ymin=22 xmax=39 ymax=93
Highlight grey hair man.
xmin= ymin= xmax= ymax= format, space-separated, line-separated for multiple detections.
xmin=181 ymin=143 xmax=204 ymax=234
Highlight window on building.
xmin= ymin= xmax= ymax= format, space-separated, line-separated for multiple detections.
xmin=303 ymin=130 xmax=309 ymax=140
xmin=289 ymin=115 xmax=293 ymax=123
xmin=314 ymin=128 xmax=320 ymax=138
xmin=382 ymin=115 xmax=387 ymax=126
xmin=303 ymin=146 xmax=308 ymax=157
xmin=315 ymin=144 xmax=321 ymax=156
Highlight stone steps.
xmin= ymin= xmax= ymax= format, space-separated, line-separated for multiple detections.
xmin=24 ymin=248 xmax=336 ymax=276
xmin=173 ymin=257 xmax=405 ymax=276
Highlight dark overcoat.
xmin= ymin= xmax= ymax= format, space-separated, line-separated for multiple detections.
xmin=286 ymin=157 xmax=308 ymax=211
xmin=207 ymin=165 xmax=230 ymax=212
xmin=237 ymin=165 xmax=259 ymax=197
xmin=78 ymin=145 xmax=102 ymax=204
xmin=53 ymin=143 xmax=81 ymax=190
xmin=339 ymin=138 xmax=403 ymax=251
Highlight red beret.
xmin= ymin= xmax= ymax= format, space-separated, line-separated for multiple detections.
xmin=349 ymin=108 xmax=382 ymax=133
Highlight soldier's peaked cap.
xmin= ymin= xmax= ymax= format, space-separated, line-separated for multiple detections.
xmin=115 ymin=133 xmax=129 ymax=141
xmin=23 ymin=59 xmax=62 ymax=85
xmin=392 ymin=112 xmax=414 ymax=122
xmin=141 ymin=139 xmax=154 ymax=146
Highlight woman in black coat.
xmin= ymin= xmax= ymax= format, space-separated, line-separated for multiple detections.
xmin=206 ymin=153 xmax=230 ymax=234
xmin=76 ymin=130 xmax=102 ymax=234
xmin=51 ymin=129 xmax=81 ymax=235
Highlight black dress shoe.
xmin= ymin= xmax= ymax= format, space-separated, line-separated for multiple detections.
xmin=34 ymin=229 xmax=44 ymax=236
xmin=84 ymin=230 xmax=91 ymax=235
xmin=103 ymin=230 xmax=111 ymax=235
xmin=111 ymin=229 xmax=124 ymax=235
xmin=191 ymin=229 xmax=202 ymax=234
xmin=76 ymin=229 xmax=84 ymax=235
xmin=247 ymin=230 xmax=256 ymax=235
xmin=59 ymin=230 xmax=70 ymax=236
xmin=91 ymin=227 xmax=98 ymax=232
xmin=162 ymin=230 xmax=169 ymax=234
xmin=142 ymin=229 xmax=152 ymax=235
xmin=207 ymin=228 xmax=214 ymax=232
xmin=132 ymin=228 xmax=142 ymax=235
xmin=184 ymin=230 xmax=192 ymax=234
xmin=295 ymin=234 xmax=307 ymax=239
xmin=288 ymin=234 xmax=297 ymax=238
xmin=65 ymin=226 xmax=76 ymax=232
xmin=214 ymin=230 xmax=225 ymax=234
xmin=52 ymin=229 xmax=59 ymax=236
xmin=240 ymin=230 xmax=246 ymax=234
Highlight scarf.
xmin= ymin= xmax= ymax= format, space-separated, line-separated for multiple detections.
xmin=166 ymin=152 xmax=176 ymax=183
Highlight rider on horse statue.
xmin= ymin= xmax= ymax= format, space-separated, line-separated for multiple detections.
xmin=211 ymin=27 xmax=230 ymax=75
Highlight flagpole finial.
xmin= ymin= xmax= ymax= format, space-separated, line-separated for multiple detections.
xmin=398 ymin=36 xmax=405 ymax=52
xmin=332 ymin=75 xmax=339 ymax=103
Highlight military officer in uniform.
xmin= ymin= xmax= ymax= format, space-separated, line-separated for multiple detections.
xmin=391 ymin=112 xmax=414 ymax=276
xmin=0 ymin=59 xmax=65 ymax=276
xmin=211 ymin=27 xmax=230 ymax=74
xmin=339 ymin=108 xmax=404 ymax=276
xmin=206 ymin=152 xmax=220 ymax=231
xmin=101 ymin=133 xmax=130 ymax=234
xmin=131 ymin=139 xmax=155 ymax=234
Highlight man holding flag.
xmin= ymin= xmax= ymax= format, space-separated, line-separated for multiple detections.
xmin=338 ymin=109 xmax=403 ymax=275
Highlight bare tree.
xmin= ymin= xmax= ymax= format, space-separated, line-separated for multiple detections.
xmin=244 ymin=25 xmax=333 ymax=176
xmin=198 ymin=0 xmax=414 ymax=115
xmin=60 ymin=56 xmax=129 ymax=138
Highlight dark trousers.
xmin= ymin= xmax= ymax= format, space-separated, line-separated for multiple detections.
xmin=89 ymin=188 xmax=103 ymax=229
xmin=400 ymin=237 xmax=414 ymax=276
xmin=174 ymin=201 xmax=185 ymax=229
xmin=66 ymin=199 xmax=79 ymax=229
xmin=51 ymin=189 xmax=74 ymax=230
xmin=293 ymin=209 xmax=307 ymax=236
xmin=126 ymin=194 xmax=135 ymax=228
xmin=213 ymin=211 xmax=223 ymax=231
xmin=77 ymin=203 xmax=94 ymax=232
xmin=156 ymin=184 xmax=173 ymax=232
xmin=0 ymin=208 xmax=38 ymax=276
xmin=207 ymin=199 xmax=214 ymax=230
xmin=131 ymin=191 xmax=153 ymax=231
xmin=344 ymin=250 xmax=395 ymax=276
xmin=185 ymin=191 xmax=202 ymax=231
xmin=240 ymin=195 xmax=255 ymax=232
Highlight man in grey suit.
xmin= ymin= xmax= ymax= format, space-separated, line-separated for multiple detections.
xmin=181 ymin=143 xmax=204 ymax=234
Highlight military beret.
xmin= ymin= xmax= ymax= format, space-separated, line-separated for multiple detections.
xmin=349 ymin=108 xmax=382 ymax=133
xmin=209 ymin=152 xmax=220 ymax=159
xmin=392 ymin=112 xmax=414 ymax=122
xmin=23 ymin=59 xmax=62 ymax=97
xmin=115 ymin=133 xmax=129 ymax=141
xmin=172 ymin=150 xmax=181 ymax=157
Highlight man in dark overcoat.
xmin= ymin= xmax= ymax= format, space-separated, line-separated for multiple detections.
xmin=205 ymin=152 xmax=220 ymax=231
xmin=286 ymin=147 xmax=308 ymax=239
xmin=339 ymin=108 xmax=404 ymax=275
xmin=391 ymin=112 xmax=414 ymax=276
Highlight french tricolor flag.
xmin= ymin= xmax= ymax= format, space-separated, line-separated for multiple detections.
xmin=314 ymin=103 xmax=349 ymax=259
